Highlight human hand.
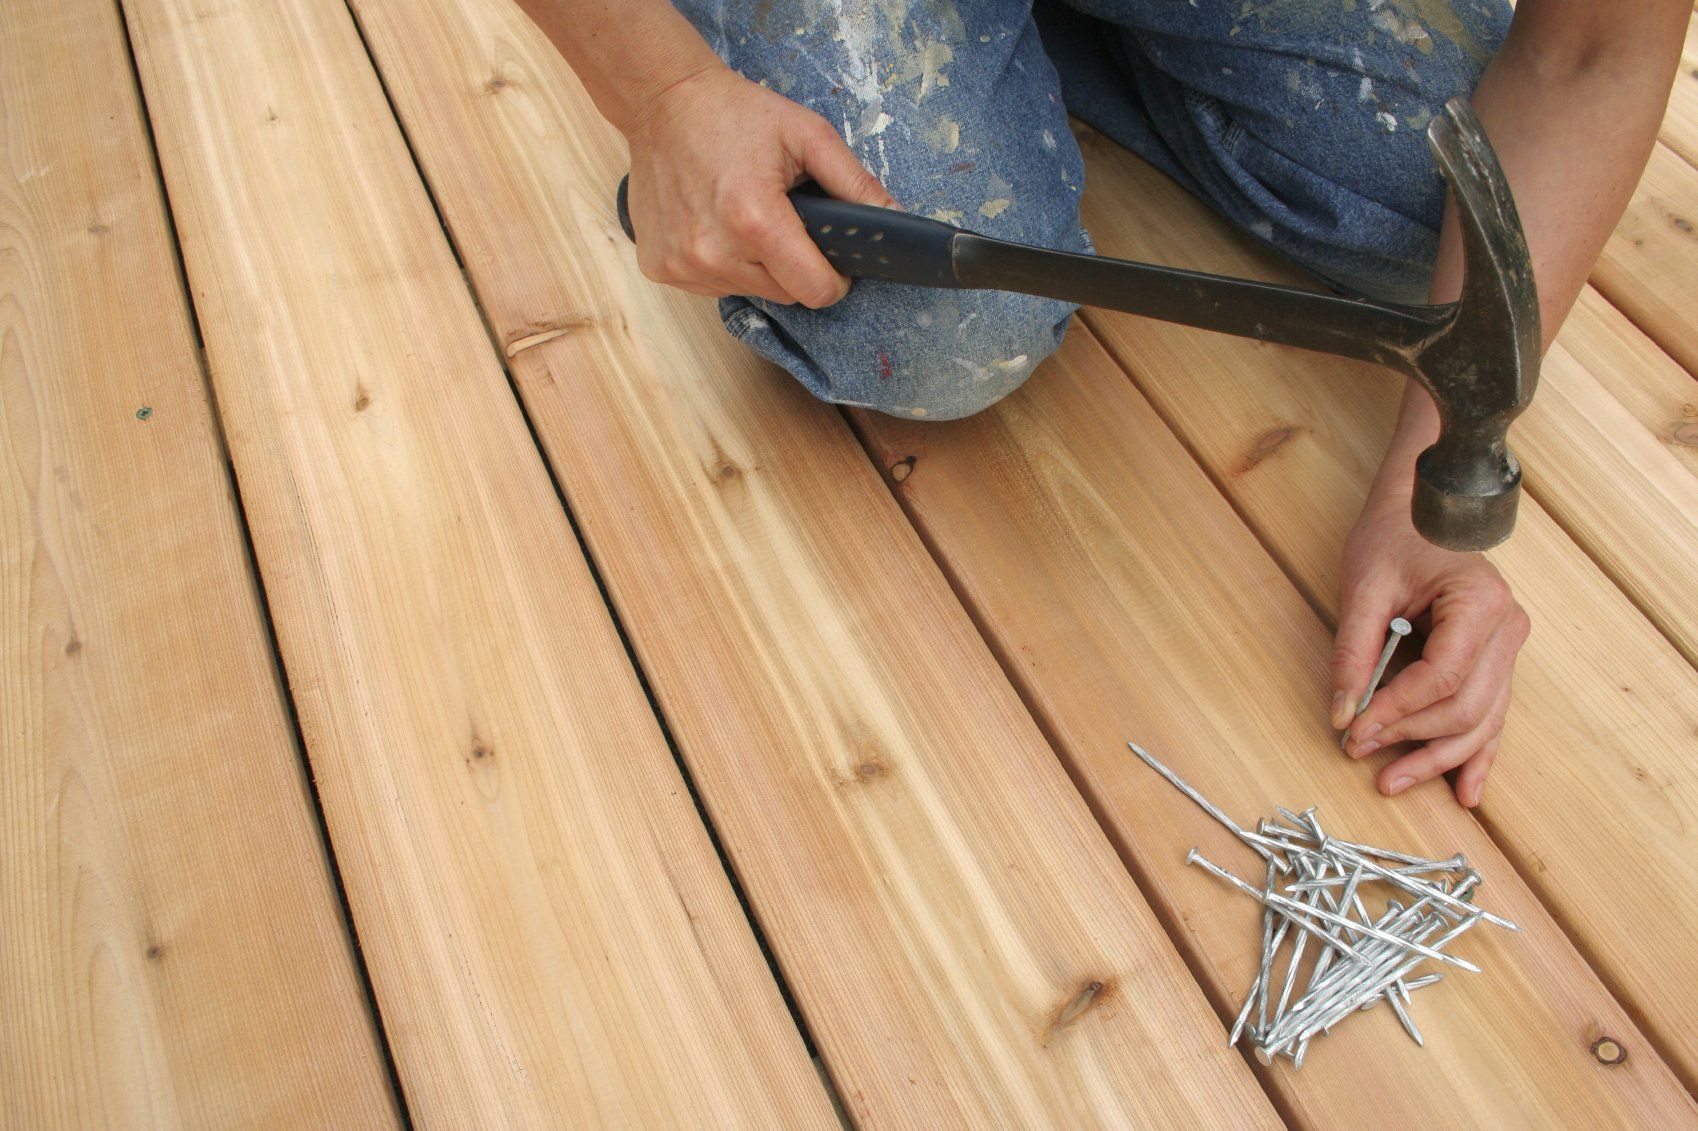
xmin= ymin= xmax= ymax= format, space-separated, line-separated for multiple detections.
xmin=1331 ymin=481 xmax=1531 ymax=807
xmin=624 ymin=66 xmax=897 ymax=308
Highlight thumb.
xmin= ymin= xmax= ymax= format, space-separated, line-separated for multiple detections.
xmin=1331 ymin=579 xmax=1398 ymax=730
xmin=800 ymin=123 xmax=899 ymax=208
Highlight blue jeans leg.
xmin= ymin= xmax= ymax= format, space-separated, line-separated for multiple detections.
xmin=1036 ymin=0 xmax=1512 ymax=302
xmin=672 ymin=0 xmax=1088 ymax=421
xmin=670 ymin=1 xmax=1510 ymax=417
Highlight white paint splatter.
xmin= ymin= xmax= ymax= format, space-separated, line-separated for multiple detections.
xmin=1250 ymin=220 xmax=1274 ymax=241
xmin=1358 ymin=76 xmax=1374 ymax=102
xmin=1376 ymin=111 xmax=1398 ymax=132
xmin=925 ymin=115 xmax=962 ymax=154
xmin=910 ymin=407 xmax=928 ymax=417
xmin=865 ymin=111 xmax=893 ymax=136
xmin=927 ymin=208 xmax=965 ymax=225
xmin=1040 ymin=129 xmax=1057 ymax=151
xmin=979 ymin=198 xmax=1012 ymax=219
xmin=951 ymin=357 xmax=991 ymax=381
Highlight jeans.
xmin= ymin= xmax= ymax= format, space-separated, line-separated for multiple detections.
xmin=673 ymin=0 xmax=1511 ymax=420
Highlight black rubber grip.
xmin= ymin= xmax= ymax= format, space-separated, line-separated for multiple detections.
xmin=615 ymin=175 xmax=960 ymax=289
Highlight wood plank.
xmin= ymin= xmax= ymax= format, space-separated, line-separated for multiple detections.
xmin=341 ymin=0 xmax=1283 ymax=1123
xmin=1655 ymin=13 xmax=1698 ymax=169
xmin=1562 ymin=288 xmax=1698 ymax=480
xmin=853 ymin=328 xmax=1698 ymax=1125
xmin=0 ymin=1 xmax=398 ymax=1126
xmin=1073 ymin=127 xmax=1698 ymax=1091
xmin=1594 ymin=143 xmax=1698 ymax=378
xmin=119 ymin=0 xmax=834 ymax=1124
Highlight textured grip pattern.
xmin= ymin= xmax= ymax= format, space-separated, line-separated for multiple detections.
xmin=615 ymin=176 xmax=960 ymax=290
xmin=789 ymin=194 xmax=959 ymax=288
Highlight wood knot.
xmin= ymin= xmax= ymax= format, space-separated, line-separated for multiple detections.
xmin=1669 ymin=421 xmax=1698 ymax=449
xmin=145 ymin=943 xmax=165 ymax=961
xmin=1043 ymin=977 xmax=1114 ymax=1043
xmin=354 ymin=385 xmax=371 ymax=412
xmin=1591 ymin=1037 xmax=1627 ymax=1065
xmin=1238 ymin=425 xmax=1298 ymax=474
xmin=484 ymin=76 xmax=510 ymax=94
xmin=889 ymin=455 xmax=916 ymax=482
xmin=469 ymin=739 xmax=493 ymax=762
xmin=717 ymin=462 xmax=741 ymax=481
xmin=64 ymin=635 xmax=82 ymax=656
xmin=837 ymin=755 xmax=891 ymax=786
xmin=87 ymin=221 xmax=110 ymax=235
xmin=1674 ymin=216 xmax=1694 ymax=236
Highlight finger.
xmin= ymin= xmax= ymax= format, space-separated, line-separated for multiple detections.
xmin=719 ymin=260 xmax=800 ymax=306
xmin=1348 ymin=609 xmax=1525 ymax=755
xmin=798 ymin=121 xmax=898 ymax=208
xmin=1376 ymin=682 xmax=1510 ymax=798
xmin=1352 ymin=581 xmax=1512 ymax=737
xmin=1453 ymin=735 xmax=1501 ymax=808
xmin=753 ymin=211 xmax=850 ymax=309
xmin=1331 ymin=575 xmax=1401 ymax=730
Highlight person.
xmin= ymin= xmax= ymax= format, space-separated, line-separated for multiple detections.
xmin=516 ymin=0 xmax=1691 ymax=806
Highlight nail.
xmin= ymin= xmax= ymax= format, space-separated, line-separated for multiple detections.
xmin=1330 ymin=690 xmax=1350 ymax=729
xmin=1354 ymin=740 xmax=1381 ymax=758
xmin=1340 ymin=618 xmax=1412 ymax=747
xmin=1388 ymin=776 xmax=1414 ymax=794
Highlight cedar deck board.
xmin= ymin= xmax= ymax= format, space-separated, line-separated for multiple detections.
xmin=1595 ymin=142 xmax=1698 ymax=381
xmin=0 ymin=0 xmax=398 ymax=1125
xmin=120 ymin=0 xmax=833 ymax=1124
xmin=1075 ymin=127 xmax=1698 ymax=1091
xmin=1655 ymin=13 xmax=1698 ymax=170
xmin=853 ymin=326 xmax=1698 ymax=1125
xmin=341 ymin=0 xmax=1282 ymax=1123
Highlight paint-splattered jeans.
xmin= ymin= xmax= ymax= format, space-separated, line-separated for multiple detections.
xmin=674 ymin=0 xmax=1511 ymax=420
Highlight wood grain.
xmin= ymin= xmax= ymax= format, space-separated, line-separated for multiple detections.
xmin=854 ymin=327 xmax=1698 ymax=1125
xmin=1595 ymin=142 xmax=1698 ymax=378
xmin=0 ymin=0 xmax=398 ymax=1125
xmin=1656 ymin=12 xmax=1698 ymax=170
xmin=120 ymin=0 xmax=833 ymax=1124
xmin=1075 ymin=128 xmax=1698 ymax=1091
xmin=341 ymin=0 xmax=1283 ymax=1123
xmin=1561 ymin=289 xmax=1698 ymax=480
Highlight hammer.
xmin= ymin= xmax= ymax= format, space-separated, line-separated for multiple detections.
xmin=616 ymin=98 xmax=1539 ymax=552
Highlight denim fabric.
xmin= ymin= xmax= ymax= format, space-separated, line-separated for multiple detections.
xmin=671 ymin=0 xmax=1511 ymax=420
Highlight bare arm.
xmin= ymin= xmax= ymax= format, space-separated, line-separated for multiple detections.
xmin=513 ymin=0 xmax=895 ymax=307
xmin=1335 ymin=0 xmax=1692 ymax=805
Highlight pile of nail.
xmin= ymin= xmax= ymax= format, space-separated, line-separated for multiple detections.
xmin=1129 ymin=742 xmax=1519 ymax=1069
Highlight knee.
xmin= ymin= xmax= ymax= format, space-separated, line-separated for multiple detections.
xmin=853 ymin=288 xmax=1075 ymax=421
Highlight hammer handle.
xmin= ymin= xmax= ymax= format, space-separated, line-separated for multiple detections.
xmin=616 ymin=174 xmax=961 ymax=289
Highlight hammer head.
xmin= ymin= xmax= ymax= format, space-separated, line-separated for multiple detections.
xmin=1408 ymin=99 xmax=1540 ymax=552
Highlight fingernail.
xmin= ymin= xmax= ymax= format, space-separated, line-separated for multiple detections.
xmin=1388 ymin=775 xmax=1414 ymax=795
xmin=1352 ymin=740 xmax=1381 ymax=758
xmin=1357 ymin=722 xmax=1383 ymax=743
xmin=1468 ymin=782 xmax=1484 ymax=807
xmin=1330 ymin=691 xmax=1350 ymax=729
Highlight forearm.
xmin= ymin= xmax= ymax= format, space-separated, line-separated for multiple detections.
xmin=1384 ymin=0 xmax=1691 ymax=486
xmin=513 ymin=0 xmax=724 ymax=133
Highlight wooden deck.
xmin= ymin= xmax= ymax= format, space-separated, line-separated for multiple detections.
xmin=5 ymin=0 xmax=1698 ymax=1125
